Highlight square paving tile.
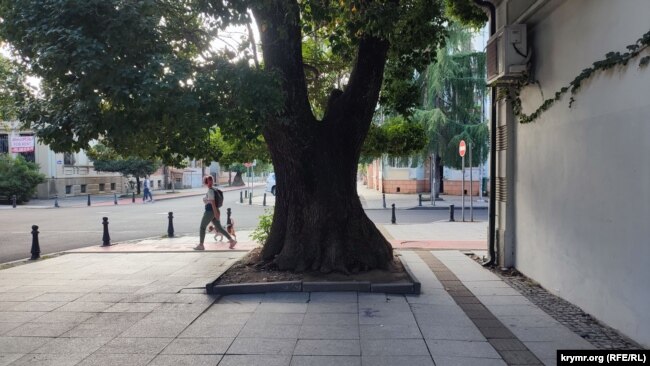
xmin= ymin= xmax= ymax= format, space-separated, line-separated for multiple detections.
xmin=359 ymin=324 xmax=422 ymax=339
xmin=148 ymin=354 xmax=223 ymax=366
xmin=209 ymin=303 xmax=260 ymax=313
xmin=299 ymin=325 xmax=360 ymax=340
xmin=261 ymin=292 xmax=310 ymax=303
xmin=0 ymin=336 xmax=50 ymax=353
xmin=7 ymin=353 xmax=87 ymax=366
xmin=31 ymin=312 xmax=95 ymax=324
xmin=306 ymin=303 xmax=358 ymax=314
xmin=218 ymin=355 xmax=291 ymax=366
xmin=76 ymin=293 xmax=129 ymax=302
xmin=257 ymin=303 xmax=308 ymax=313
xmin=0 ymin=311 xmax=46 ymax=322
xmin=0 ymin=353 xmax=24 ymax=366
xmin=103 ymin=302 xmax=161 ymax=313
xmin=293 ymin=339 xmax=360 ymax=356
xmin=6 ymin=322 xmax=78 ymax=337
xmin=361 ymin=356 xmax=434 ymax=366
xmin=95 ymin=337 xmax=173 ymax=354
xmin=419 ymin=325 xmax=485 ymax=341
xmin=162 ymin=337 xmax=232 ymax=354
xmin=30 ymin=293 xmax=84 ymax=302
xmin=7 ymin=301 xmax=66 ymax=312
xmin=75 ymin=353 xmax=155 ymax=366
xmin=360 ymin=339 xmax=429 ymax=356
xmin=309 ymin=292 xmax=358 ymax=303
xmin=179 ymin=322 xmax=244 ymax=338
xmin=0 ymin=322 xmax=23 ymax=335
xmin=238 ymin=323 xmax=300 ymax=338
xmin=227 ymin=337 xmax=297 ymax=355
xmin=359 ymin=310 xmax=417 ymax=326
xmin=119 ymin=312 xmax=198 ymax=338
xmin=249 ymin=312 xmax=305 ymax=325
xmin=426 ymin=340 xmax=501 ymax=359
xmin=304 ymin=313 xmax=358 ymax=326
xmin=55 ymin=301 xmax=114 ymax=312
xmin=291 ymin=355 xmax=360 ymax=366
xmin=33 ymin=337 xmax=111 ymax=355
xmin=62 ymin=320 xmax=134 ymax=338
xmin=432 ymin=356 xmax=506 ymax=366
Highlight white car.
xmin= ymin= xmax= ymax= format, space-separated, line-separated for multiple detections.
xmin=266 ymin=173 xmax=276 ymax=196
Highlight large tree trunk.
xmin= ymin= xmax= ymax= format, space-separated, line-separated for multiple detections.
xmin=253 ymin=1 xmax=393 ymax=273
xmin=232 ymin=172 xmax=245 ymax=186
xmin=261 ymin=120 xmax=393 ymax=273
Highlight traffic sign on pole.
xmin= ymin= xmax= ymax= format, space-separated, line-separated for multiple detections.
xmin=459 ymin=140 xmax=466 ymax=157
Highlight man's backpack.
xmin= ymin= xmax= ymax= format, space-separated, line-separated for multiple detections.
xmin=212 ymin=188 xmax=224 ymax=208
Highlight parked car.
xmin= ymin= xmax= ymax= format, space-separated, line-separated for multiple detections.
xmin=266 ymin=173 xmax=276 ymax=195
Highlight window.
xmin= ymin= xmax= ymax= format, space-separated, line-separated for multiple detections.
xmin=99 ymin=183 xmax=105 ymax=192
xmin=80 ymin=184 xmax=86 ymax=193
xmin=110 ymin=183 xmax=116 ymax=191
xmin=157 ymin=180 xmax=161 ymax=188
xmin=0 ymin=134 xmax=8 ymax=154
xmin=65 ymin=185 xmax=72 ymax=194
xmin=64 ymin=152 xmax=75 ymax=165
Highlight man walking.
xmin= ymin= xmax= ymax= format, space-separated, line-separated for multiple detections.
xmin=143 ymin=177 xmax=154 ymax=203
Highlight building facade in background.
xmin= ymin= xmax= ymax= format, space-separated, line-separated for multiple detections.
xmin=1 ymin=122 xmax=125 ymax=199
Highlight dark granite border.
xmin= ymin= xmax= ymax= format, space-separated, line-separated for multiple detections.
xmin=206 ymin=259 xmax=422 ymax=295
xmin=416 ymin=251 xmax=544 ymax=366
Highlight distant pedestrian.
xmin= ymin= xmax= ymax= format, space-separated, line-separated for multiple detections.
xmin=194 ymin=175 xmax=236 ymax=250
xmin=143 ymin=177 xmax=153 ymax=203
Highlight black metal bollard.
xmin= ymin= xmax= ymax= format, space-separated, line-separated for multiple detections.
xmin=30 ymin=225 xmax=40 ymax=260
xmin=167 ymin=212 xmax=174 ymax=237
xmin=54 ymin=195 xmax=59 ymax=208
xmin=114 ymin=193 xmax=118 ymax=205
xmin=12 ymin=195 xmax=16 ymax=208
xmin=263 ymin=193 xmax=267 ymax=206
xmin=101 ymin=217 xmax=111 ymax=246
xmin=449 ymin=204 xmax=455 ymax=222
xmin=132 ymin=192 xmax=135 ymax=203
xmin=227 ymin=208 xmax=232 ymax=226
xmin=391 ymin=203 xmax=396 ymax=224
xmin=248 ymin=192 xmax=252 ymax=205
xmin=245 ymin=190 xmax=248 ymax=198
xmin=383 ymin=193 xmax=386 ymax=209
xmin=240 ymin=191 xmax=243 ymax=203
xmin=87 ymin=194 xmax=91 ymax=206
xmin=418 ymin=194 xmax=422 ymax=207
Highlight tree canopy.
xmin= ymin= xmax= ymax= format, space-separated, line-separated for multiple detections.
xmin=86 ymin=143 xmax=160 ymax=194
xmin=414 ymin=23 xmax=488 ymax=170
xmin=0 ymin=0 xmax=488 ymax=272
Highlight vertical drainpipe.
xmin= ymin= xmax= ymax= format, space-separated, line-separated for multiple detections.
xmin=473 ymin=0 xmax=497 ymax=266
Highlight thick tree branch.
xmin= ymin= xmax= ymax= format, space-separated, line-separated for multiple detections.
xmin=251 ymin=1 xmax=314 ymax=123
xmin=326 ymin=36 xmax=389 ymax=127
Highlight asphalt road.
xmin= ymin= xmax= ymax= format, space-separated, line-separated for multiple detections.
xmin=0 ymin=190 xmax=487 ymax=263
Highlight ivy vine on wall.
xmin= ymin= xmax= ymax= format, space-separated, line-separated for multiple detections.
xmin=500 ymin=30 xmax=650 ymax=124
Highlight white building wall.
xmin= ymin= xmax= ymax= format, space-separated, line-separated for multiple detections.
xmin=514 ymin=0 xmax=650 ymax=346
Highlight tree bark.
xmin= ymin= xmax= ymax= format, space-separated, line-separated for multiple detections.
xmin=232 ymin=172 xmax=245 ymax=186
xmin=252 ymin=1 xmax=393 ymax=272
xmin=135 ymin=177 xmax=141 ymax=195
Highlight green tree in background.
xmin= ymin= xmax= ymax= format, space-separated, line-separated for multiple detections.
xmin=0 ymin=154 xmax=46 ymax=204
xmin=414 ymin=23 xmax=489 ymax=196
xmin=86 ymin=144 xmax=160 ymax=195
xmin=0 ymin=0 xmax=480 ymax=272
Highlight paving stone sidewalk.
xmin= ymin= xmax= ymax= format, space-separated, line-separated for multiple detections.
xmin=0 ymin=248 xmax=611 ymax=366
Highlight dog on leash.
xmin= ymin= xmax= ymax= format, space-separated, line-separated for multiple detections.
xmin=208 ymin=219 xmax=237 ymax=242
